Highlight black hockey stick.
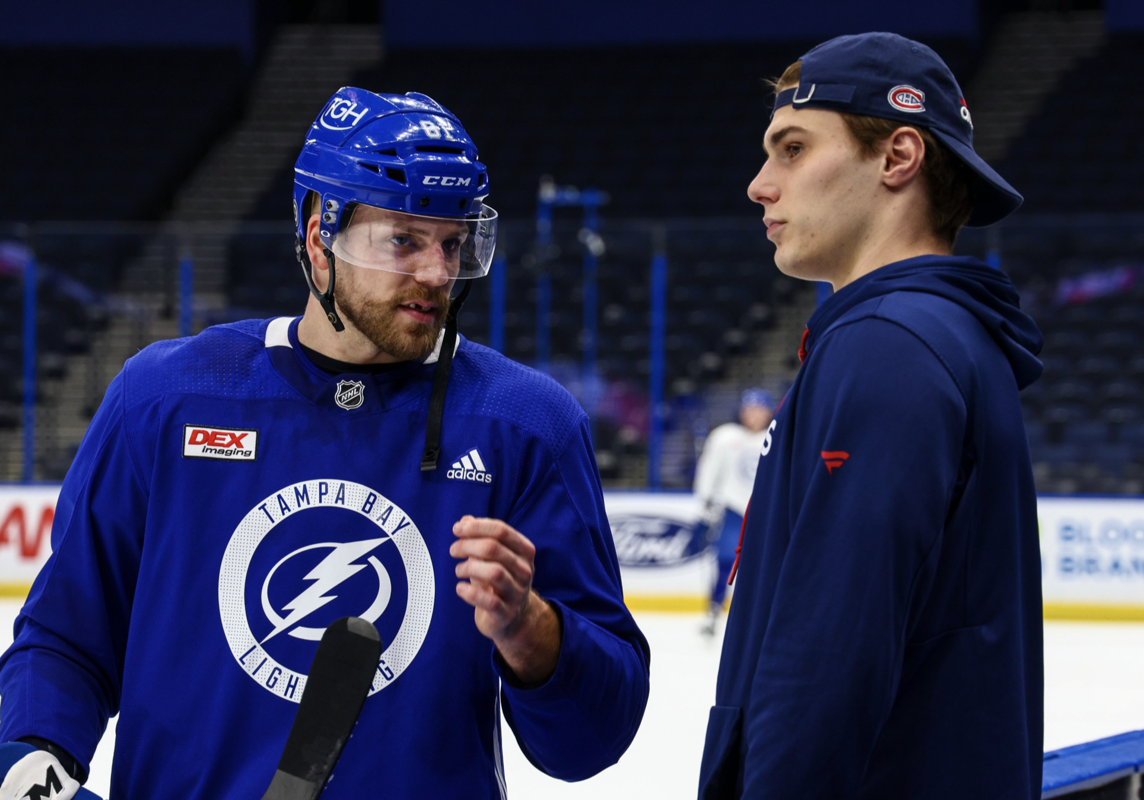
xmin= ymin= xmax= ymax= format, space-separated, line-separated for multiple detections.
xmin=261 ymin=616 xmax=382 ymax=800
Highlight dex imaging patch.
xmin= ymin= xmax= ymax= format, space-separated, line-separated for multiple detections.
xmin=183 ymin=425 xmax=258 ymax=461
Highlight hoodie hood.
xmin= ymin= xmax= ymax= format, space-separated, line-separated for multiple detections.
xmin=804 ymin=255 xmax=1043 ymax=390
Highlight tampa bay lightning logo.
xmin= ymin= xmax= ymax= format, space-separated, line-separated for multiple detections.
xmin=218 ymin=480 xmax=434 ymax=702
xmin=260 ymin=539 xmax=393 ymax=642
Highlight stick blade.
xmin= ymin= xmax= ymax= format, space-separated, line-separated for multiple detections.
xmin=262 ymin=616 xmax=382 ymax=800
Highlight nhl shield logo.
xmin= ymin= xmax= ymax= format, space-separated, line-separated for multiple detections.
xmin=334 ymin=380 xmax=365 ymax=410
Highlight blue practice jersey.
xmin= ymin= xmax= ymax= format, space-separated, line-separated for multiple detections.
xmin=0 ymin=317 xmax=650 ymax=799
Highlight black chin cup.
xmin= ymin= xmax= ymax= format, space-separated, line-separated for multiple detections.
xmin=296 ymin=235 xmax=345 ymax=332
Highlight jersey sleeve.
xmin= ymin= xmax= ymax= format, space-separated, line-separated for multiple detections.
xmin=693 ymin=425 xmax=731 ymax=505
xmin=741 ymin=318 xmax=966 ymax=797
xmin=0 ymin=369 xmax=150 ymax=771
xmin=494 ymin=416 xmax=651 ymax=782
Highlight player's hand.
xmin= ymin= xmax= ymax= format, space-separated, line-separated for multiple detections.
xmin=450 ymin=516 xmax=561 ymax=683
xmin=450 ymin=516 xmax=538 ymax=639
xmin=0 ymin=742 xmax=102 ymax=800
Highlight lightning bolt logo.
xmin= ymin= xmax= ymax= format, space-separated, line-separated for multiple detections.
xmin=260 ymin=537 xmax=390 ymax=645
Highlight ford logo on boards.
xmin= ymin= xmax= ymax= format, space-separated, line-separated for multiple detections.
xmin=610 ymin=513 xmax=708 ymax=567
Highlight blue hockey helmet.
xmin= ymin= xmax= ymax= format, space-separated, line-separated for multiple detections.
xmin=293 ymin=87 xmax=497 ymax=284
xmin=741 ymin=388 xmax=776 ymax=410
xmin=292 ymin=88 xmax=491 ymax=475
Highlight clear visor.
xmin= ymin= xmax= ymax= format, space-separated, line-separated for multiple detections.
xmin=331 ymin=204 xmax=497 ymax=280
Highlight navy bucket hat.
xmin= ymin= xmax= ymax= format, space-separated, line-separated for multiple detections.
xmin=772 ymin=32 xmax=1022 ymax=227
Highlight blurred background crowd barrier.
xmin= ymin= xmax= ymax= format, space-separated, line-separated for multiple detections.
xmin=4 ymin=213 xmax=1144 ymax=494
xmin=3 ymin=0 xmax=1143 ymax=494
xmin=3 ymin=0 xmax=1143 ymax=492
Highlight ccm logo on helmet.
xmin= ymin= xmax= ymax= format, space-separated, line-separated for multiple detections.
xmin=422 ymin=176 xmax=472 ymax=187
xmin=320 ymin=98 xmax=369 ymax=131
xmin=887 ymin=85 xmax=925 ymax=113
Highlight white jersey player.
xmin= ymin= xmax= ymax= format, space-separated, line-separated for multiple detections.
xmin=693 ymin=388 xmax=776 ymax=633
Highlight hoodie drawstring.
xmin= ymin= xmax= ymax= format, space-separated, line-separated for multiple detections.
xmin=727 ymin=499 xmax=750 ymax=586
xmin=798 ymin=326 xmax=810 ymax=365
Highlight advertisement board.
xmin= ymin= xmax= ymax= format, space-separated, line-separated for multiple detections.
xmin=604 ymin=491 xmax=713 ymax=611
xmin=607 ymin=492 xmax=1144 ymax=618
xmin=1038 ymin=496 xmax=1144 ymax=618
xmin=0 ymin=485 xmax=59 ymax=595
xmin=4 ymin=485 xmax=1144 ymax=618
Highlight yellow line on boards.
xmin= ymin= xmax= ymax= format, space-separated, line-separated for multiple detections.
xmin=624 ymin=596 xmax=711 ymax=613
xmin=1043 ymin=603 xmax=1144 ymax=622
xmin=625 ymin=596 xmax=1144 ymax=622
xmin=2 ymin=587 xmax=1143 ymax=621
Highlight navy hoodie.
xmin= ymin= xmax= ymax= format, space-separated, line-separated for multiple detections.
xmin=698 ymin=256 xmax=1044 ymax=799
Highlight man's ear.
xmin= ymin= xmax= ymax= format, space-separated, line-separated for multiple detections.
xmin=305 ymin=212 xmax=332 ymax=292
xmin=882 ymin=127 xmax=925 ymax=189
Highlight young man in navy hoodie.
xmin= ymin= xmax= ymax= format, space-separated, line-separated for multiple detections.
xmin=699 ymin=33 xmax=1044 ymax=799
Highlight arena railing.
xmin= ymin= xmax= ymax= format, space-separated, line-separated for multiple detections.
xmin=3 ymin=214 xmax=1143 ymax=488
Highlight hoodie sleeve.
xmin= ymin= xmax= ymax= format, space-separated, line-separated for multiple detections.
xmin=493 ymin=416 xmax=651 ymax=782
xmin=741 ymin=317 xmax=966 ymax=797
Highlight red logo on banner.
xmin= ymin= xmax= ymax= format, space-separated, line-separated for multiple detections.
xmin=0 ymin=505 xmax=54 ymax=559
xmin=188 ymin=428 xmax=249 ymax=449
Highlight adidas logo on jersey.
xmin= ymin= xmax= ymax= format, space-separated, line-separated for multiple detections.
xmin=447 ymin=448 xmax=493 ymax=484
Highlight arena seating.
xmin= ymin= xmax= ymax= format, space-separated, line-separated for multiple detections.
xmin=997 ymin=33 xmax=1144 ymax=215
xmin=958 ymin=220 xmax=1144 ymax=496
xmin=0 ymin=45 xmax=249 ymax=476
xmin=941 ymin=32 xmax=1144 ymax=495
xmin=0 ymin=47 xmax=246 ymax=225
xmin=0 ymin=277 xmax=23 ymax=429
xmin=1 ymin=44 xmax=247 ymax=371
xmin=1025 ymin=284 xmax=1144 ymax=495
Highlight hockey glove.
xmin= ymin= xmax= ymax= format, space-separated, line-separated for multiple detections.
xmin=0 ymin=742 xmax=102 ymax=800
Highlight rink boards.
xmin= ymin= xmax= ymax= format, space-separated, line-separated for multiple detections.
xmin=3 ymin=486 xmax=1144 ymax=619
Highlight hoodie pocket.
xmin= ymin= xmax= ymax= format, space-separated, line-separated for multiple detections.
xmin=698 ymin=705 xmax=743 ymax=799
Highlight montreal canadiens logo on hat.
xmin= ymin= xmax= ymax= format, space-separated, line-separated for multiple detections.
xmin=888 ymin=85 xmax=926 ymax=113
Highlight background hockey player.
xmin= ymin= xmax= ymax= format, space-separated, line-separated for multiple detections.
xmin=0 ymin=87 xmax=650 ymax=800
xmin=692 ymin=388 xmax=775 ymax=635
xmin=698 ymin=33 xmax=1044 ymax=798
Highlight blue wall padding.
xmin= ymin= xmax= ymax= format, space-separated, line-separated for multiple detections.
xmin=1042 ymin=730 xmax=1144 ymax=798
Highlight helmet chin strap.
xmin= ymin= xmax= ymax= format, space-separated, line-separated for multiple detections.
xmin=421 ymin=279 xmax=471 ymax=472
xmin=296 ymin=234 xmax=346 ymax=332
xmin=296 ymin=229 xmax=470 ymax=474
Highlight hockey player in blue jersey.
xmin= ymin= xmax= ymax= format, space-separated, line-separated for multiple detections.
xmin=0 ymin=88 xmax=650 ymax=800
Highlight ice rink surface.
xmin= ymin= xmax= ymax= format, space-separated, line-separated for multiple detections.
xmin=1 ymin=601 xmax=1142 ymax=798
